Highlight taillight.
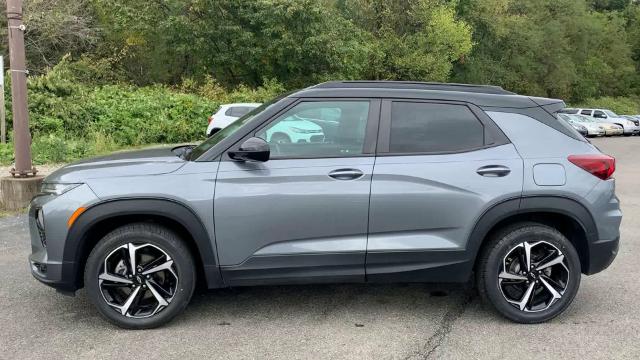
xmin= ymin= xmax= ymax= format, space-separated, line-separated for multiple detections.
xmin=568 ymin=154 xmax=615 ymax=180
xmin=208 ymin=115 xmax=214 ymax=124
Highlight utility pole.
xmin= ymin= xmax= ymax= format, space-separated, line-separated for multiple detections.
xmin=6 ymin=0 xmax=35 ymax=177
xmin=1 ymin=0 xmax=41 ymax=211
xmin=0 ymin=56 xmax=5 ymax=144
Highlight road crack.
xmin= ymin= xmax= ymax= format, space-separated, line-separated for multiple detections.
xmin=406 ymin=289 xmax=475 ymax=360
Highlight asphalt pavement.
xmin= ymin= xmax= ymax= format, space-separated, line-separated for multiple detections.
xmin=1 ymin=137 xmax=638 ymax=359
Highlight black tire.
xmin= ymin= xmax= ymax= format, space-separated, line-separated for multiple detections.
xmin=84 ymin=223 xmax=196 ymax=329
xmin=476 ymin=222 xmax=581 ymax=323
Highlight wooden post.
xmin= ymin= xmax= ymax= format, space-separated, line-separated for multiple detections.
xmin=6 ymin=0 xmax=35 ymax=177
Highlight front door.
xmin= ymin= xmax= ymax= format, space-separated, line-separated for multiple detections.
xmin=215 ymin=99 xmax=380 ymax=286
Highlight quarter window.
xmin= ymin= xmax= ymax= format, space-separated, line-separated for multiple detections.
xmin=256 ymin=101 xmax=370 ymax=158
xmin=389 ymin=102 xmax=484 ymax=153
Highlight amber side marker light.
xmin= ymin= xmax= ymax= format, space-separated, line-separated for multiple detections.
xmin=67 ymin=207 xmax=87 ymax=228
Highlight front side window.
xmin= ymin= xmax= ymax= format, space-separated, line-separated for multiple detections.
xmin=255 ymin=101 xmax=370 ymax=158
xmin=389 ymin=102 xmax=484 ymax=153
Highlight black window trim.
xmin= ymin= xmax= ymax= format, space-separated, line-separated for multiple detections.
xmin=221 ymin=97 xmax=381 ymax=161
xmin=376 ymin=99 xmax=510 ymax=156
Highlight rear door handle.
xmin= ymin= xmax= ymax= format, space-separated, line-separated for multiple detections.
xmin=477 ymin=165 xmax=511 ymax=177
xmin=328 ymin=168 xmax=364 ymax=180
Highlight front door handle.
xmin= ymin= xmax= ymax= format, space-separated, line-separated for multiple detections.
xmin=328 ymin=168 xmax=364 ymax=180
xmin=477 ymin=165 xmax=511 ymax=177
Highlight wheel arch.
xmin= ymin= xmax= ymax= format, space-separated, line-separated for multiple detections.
xmin=468 ymin=196 xmax=598 ymax=274
xmin=63 ymin=198 xmax=224 ymax=291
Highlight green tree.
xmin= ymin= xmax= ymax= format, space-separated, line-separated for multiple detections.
xmin=0 ymin=0 xmax=99 ymax=74
xmin=454 ymin=0 xmax=636 ymax=101
xmin=337 ymin=0 xmax=473 ymax=81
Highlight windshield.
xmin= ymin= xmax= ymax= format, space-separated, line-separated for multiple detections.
xmin=604 ymin=110 xmax=618 ymax=117
xmin=557 ymin=113 xmax=572 ymax=122
xmin=188 ymin=98 xmax=280 ymax=160
xmin=571 ymin=114 xmax=596 ymax=123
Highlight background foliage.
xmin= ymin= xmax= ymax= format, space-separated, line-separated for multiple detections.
xmin=1 ymin=0 xmax=640 ymax=164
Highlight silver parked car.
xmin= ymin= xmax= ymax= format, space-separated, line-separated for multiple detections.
xmin=557 ymin=113 xmax=605 ymax=137
xmin=28 ymin=81 xmax=621 ymax=329
xmin=561 ymin=108 xmax=640 ymax=135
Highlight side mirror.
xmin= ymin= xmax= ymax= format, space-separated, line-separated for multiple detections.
xmin=228 ymin=137 xmax=270 ymax=162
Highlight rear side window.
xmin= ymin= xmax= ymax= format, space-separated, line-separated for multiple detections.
xmin=580 ymin=110 xmax=592 ymax=116
xmin=389 ymin=102 xmax=484 ymax=153
xmin=558 ymin=109 xmax=579 ymax=114
xmin=226 ymin=106 xmax=255 ymax=117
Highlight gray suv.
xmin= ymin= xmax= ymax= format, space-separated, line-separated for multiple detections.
xmin=28 ymin=81 xmax=621 ymax=329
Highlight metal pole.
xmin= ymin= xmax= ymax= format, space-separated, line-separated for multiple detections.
xmin=6 ymin=0 xmax=34 ymax=177
xmin=0 ymin=56 xmax=6 ymax=144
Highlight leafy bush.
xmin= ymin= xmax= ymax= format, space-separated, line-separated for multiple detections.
xmin=0 ymin=58 xmax=285 ymax=165
xmin=572 ymin=96 xmax=640 ymax=115
xmin=0 ymin=143 xmax=13 ymax=164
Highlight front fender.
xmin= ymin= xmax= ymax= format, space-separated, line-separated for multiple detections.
xmin=63 ymin=198 xmax=223 ymax=290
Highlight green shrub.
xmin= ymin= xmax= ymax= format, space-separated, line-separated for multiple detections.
xmin=0 ymin=143 xmax=13 ymax=165
xmin=0 ymin=58 xmax=286 ymax=165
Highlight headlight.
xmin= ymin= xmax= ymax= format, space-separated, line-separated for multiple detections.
xmin=40 ymin=183 xmax=82 ymax=196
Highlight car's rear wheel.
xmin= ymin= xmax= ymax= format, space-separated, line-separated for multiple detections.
xmin=476 ymin=222 xmax=581 ymax=323
xmin=84 ymin=223 xmax=195 ymax=329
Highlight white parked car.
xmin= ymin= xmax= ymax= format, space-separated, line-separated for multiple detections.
xmin=206 ymin=103 xmax=261 ymax=136
xmin=557 ymin=113 xmax=605 ymax=137
xmin=560 ymin=108 xmax=640 ymax=136
xmin=259 ymin=114 xmax=325 ymax=144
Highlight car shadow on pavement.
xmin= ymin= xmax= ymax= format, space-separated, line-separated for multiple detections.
xmin=175 ymin=282 xmax=489 ymax=327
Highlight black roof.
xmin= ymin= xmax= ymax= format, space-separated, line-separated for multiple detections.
xmin=312 ymin=81 xmax=515 ymax=95
xmin=293 ymin=81 xmax=563 ymax=109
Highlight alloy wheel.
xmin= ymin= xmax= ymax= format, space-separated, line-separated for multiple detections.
xmin=98 ymin=243 xmax=178 ymax=318
xmin=498 ymin=241 xmax=570 ymax=312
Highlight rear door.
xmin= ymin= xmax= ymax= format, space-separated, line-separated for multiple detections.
xmin=215 ymin=99 xmax=380 ymax=285
xmin=366 ymin=100 xmax=523 ymax=282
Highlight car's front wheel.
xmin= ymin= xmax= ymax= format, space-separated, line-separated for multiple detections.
xmin=84 ymin=223 xmax=196 ymax=329
xmin=476 ymin=222 xmax=581 ymax=323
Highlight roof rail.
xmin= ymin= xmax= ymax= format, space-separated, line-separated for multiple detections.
xmin=312 ymin=81 xmax=515 ymax=95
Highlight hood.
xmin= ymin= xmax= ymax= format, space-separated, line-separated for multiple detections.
xmin=45 ymin=147 xmax=187 ymax=183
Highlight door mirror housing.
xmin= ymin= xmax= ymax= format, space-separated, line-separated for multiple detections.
xmin=228 ymin=137 xmax=270 ymax=162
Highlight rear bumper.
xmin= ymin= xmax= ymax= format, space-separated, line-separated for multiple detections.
xmin=585 ymin=236 xmax=619 ymax=275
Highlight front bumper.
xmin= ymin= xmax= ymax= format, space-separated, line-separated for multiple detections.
xmin=605 ymin=128 xmax=624 ymax=136
xmin=623 ymin=125 xmax=640 ymax=135
xmin=29 ymin=255 xmax=78 ymax=295
xmin=586 ymin=236 xmax=619 ymax=275
xmin=28 ymin=204 xmax=80 ymax=295
xmin=587 ymin=128 xmax=605 ymax=136
xmin=27 ymin=184 xmax=98 ymax=295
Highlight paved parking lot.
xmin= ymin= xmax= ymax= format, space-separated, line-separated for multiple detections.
xmin=1 ymin=137 xmax=639 ymax=359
